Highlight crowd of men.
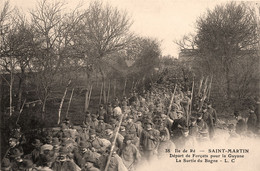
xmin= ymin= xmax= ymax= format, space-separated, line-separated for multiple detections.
xmin=1 ymin=83 xmax=260 ymax=171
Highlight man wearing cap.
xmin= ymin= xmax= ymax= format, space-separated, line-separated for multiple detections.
xmin=95 ymin=116 xmax=108 ymax=137
xmin=90 ymin=114 xmax=99 ymax=129
xmin=160 ymin=113 xmax=173 ymax=133
xmin=35 ymin=155 xmax=53 ymax=171
xmin=9 ymin=148 xmax=24 ymax=170
xmin=227 ymin=124 xmax=240 ymax=143
xmin=140 ymin=119 xmax=160 ymax=161
xmin=51 ymin=147 xmax=80 ymax=171
xmin=120 ymin=134 xmax=141 ymax=170
xmin=87 ymin=129 xmax=106 ymax=154
xmin=207 ymin=102 xmax=218 ymax=126
xmin=80 ymin=124 xmax=90 ymax=142
xmin=51 ymin=137 xmax=61 ymax=159
xmin=105 ymin=125 xmax=124 ymax=150
xmin=113 ymin=104 xmax=122 ymax=118
xmin=19 ymin=159 xmax=35 ymax=171
xmin=98 ymin=145 xmax=128 ymax=171
xmin=247 ymin=108 xmax=257 ymax=133
xmin=83 ymin=111 xmax=92 ymax=126
xmin=171 ymin=110 xmax=186 ymax=141
xmin=197 ymin=113 xmax=208 ymax=133
xmin=73 ymin=141 xmax=91 ymax=168
xmin=119 ymin=122 xmax=127 ymax=137
xmin=157 ymin=129 xmax=176 ymax=158
xmin=180 ymin=92 xmax=191 ymax=117
xmin=82 ymin=156 xmax=100 ymax=171
xmin=27 ymin=138 xmax=42 ymax=165
xmin=1 ymin=158 xmax=12 ymax=171
xmin=197 ymin=128 xmax=210 ymax=146
xmin=106 ymin=103 xmax=114 ymax=123
xmin=97 ymin=104 xmax=107 ymax=119
xmin=189 ymin=117 xmax=199 ymax=138
xmin=125 ymin=115 xmax=140 ymax=138
xmin=175 ymin=127 xmax=196 ymax=149
xmin=201 ymin=105 xmax=214 ymax=139
xmin=6 ymin=137 xmax=24 ymax=160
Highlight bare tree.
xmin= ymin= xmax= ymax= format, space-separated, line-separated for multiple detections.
xmin=174 ymin=33 xmax=197 ymax=50
xmin=195 ymin=2 xmax=258 ymax=101
xmin=0 ymin=0 xmax=15 ymax=116
xmin=29 ymin=0 xmax=83 ymax=119
xmin=73 ymin=0 xmax=133 ymax=79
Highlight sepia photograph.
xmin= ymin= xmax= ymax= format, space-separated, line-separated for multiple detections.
xmin=0 ymin=0 xmax=260 ymax=170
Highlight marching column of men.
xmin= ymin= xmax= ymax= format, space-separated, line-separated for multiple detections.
xmin=1 ymin=85 xmax=260 ymax=171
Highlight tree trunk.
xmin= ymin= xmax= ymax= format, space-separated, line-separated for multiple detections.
xmin=0 ymin=76 xmax=3 ymax=117
xmin=226 ymin=66 xmax=231 ymax=100
xmin=17 ymin=70 xmax=25 ymax=111
xmin=84 ymin=90 xmax=89 ymax=112
xmin=10 ymin=72 xmax=13 ymax=117
xmin=42 ymin=96 xmax=47 ymax=121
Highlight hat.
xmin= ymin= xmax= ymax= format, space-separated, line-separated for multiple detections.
xmin=89 ymin=129 xmax=96 ymax=135
xmin=61 ymin=123 xmax=69 ymax=130
xmin=78 ymin=141 xmax=90 ymax=149
xmin=40 ymin=144 xmax=53 ymax=154
xmin=98 ymin=116 xmax=104 ymax=120
xmin=199 ymin=129 xmax=208 ymax=134
xmin=9 ymin=137 xmax=18 ymax=142
xmin=10 ymin=148 xmax=24 ymax=158
xmin=99 ymin=104 xmax=104 ymax=108
xmin=20 ymin=159 xmax=34 ymax=169
xmin=122 ymin=101 xmax=127 ymax=106
xmin=40 ymin=155 xmax=53 ymax=165
xmin=52 ymin=137 xmax=60 ymax=146
xmin=11 ymin=132 xmax=21 ymax=139
xmin=61 ymin=139 xmax=71 ymax=146
xmin=202 ymin=105 xmax=207 ymax=109
xmin=45 ymin=135 xmax=52 ymax=142
xmin=120 ymin=122 xmax=126 ymax=127
xmin=145 ymin=119 xmax=154 ymax=125
xmin=124 ymin=135 xmax=133 ymax=142
xmin=227 ymin=124 xmax=235 ymax=130
xmin=249 ymin=110 xmax=255 ymax=114
xmin=110 ymin=119 xmax=117 ymax=125
xmin=105 ymin=125 xmax=113 ymax=130
xmin=63 ymin=130 xmax=71 ymax=137
xmin=32 ymin=139 xmax=43 ymax=147
xmin=59 ymin=147 xmax=68 ymax=155
xmin=126 ymin=115 xmax=134 ymax=120
xmin=85 ymin=156 xmax=96 ymax=164
xmin=91 ymin=114 xmax=97 ymax=118
xmin=190 ymin=117 xmax=197 ymax=122
xmin=1 ymin=158 xmax=11 ymax=169
xmin=81 ymin=124 xmax=89 ymax=128
xmin=197 ymin=113 xmax=203 ymax=118
xmin=181 ymin=127 xmax=189 ymax=132
xmin=106 ymin=145 xmax=118 ymax=153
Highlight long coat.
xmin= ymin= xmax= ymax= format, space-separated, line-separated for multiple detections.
xmin=140 ymin=129 xmax=160 ymax=151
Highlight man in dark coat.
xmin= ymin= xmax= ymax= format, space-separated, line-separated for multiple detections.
xmin=201 ymin=105 xmax=214 ymax=139
xmin=27 ymin=139 xmax=43 ymax=165
xmin=6 ymin=137 xmax=24 ymax=161
xmin=140 ymin=120 xmax=160 ymax=161
xmin=189 ymin=117 xmax=199 ymax=138
xmin=87 ymin=129 xmax=106 ymax=154
xmin=51 ymin=147 xmax=80 ymax=171
xmin=207 ymin=103 xmax=218 ymax=126
xmin=171 ymin=110 xmax=186 ymax=141
xmin=247 ymin=109 xmax=257 ymax=133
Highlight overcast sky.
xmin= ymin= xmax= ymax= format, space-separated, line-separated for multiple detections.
xmin=8 ymin=0 xmax=231 ymax=58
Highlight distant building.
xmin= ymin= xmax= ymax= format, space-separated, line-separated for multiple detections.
xmin=178 ymin=49 xmax=198 ymax=62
